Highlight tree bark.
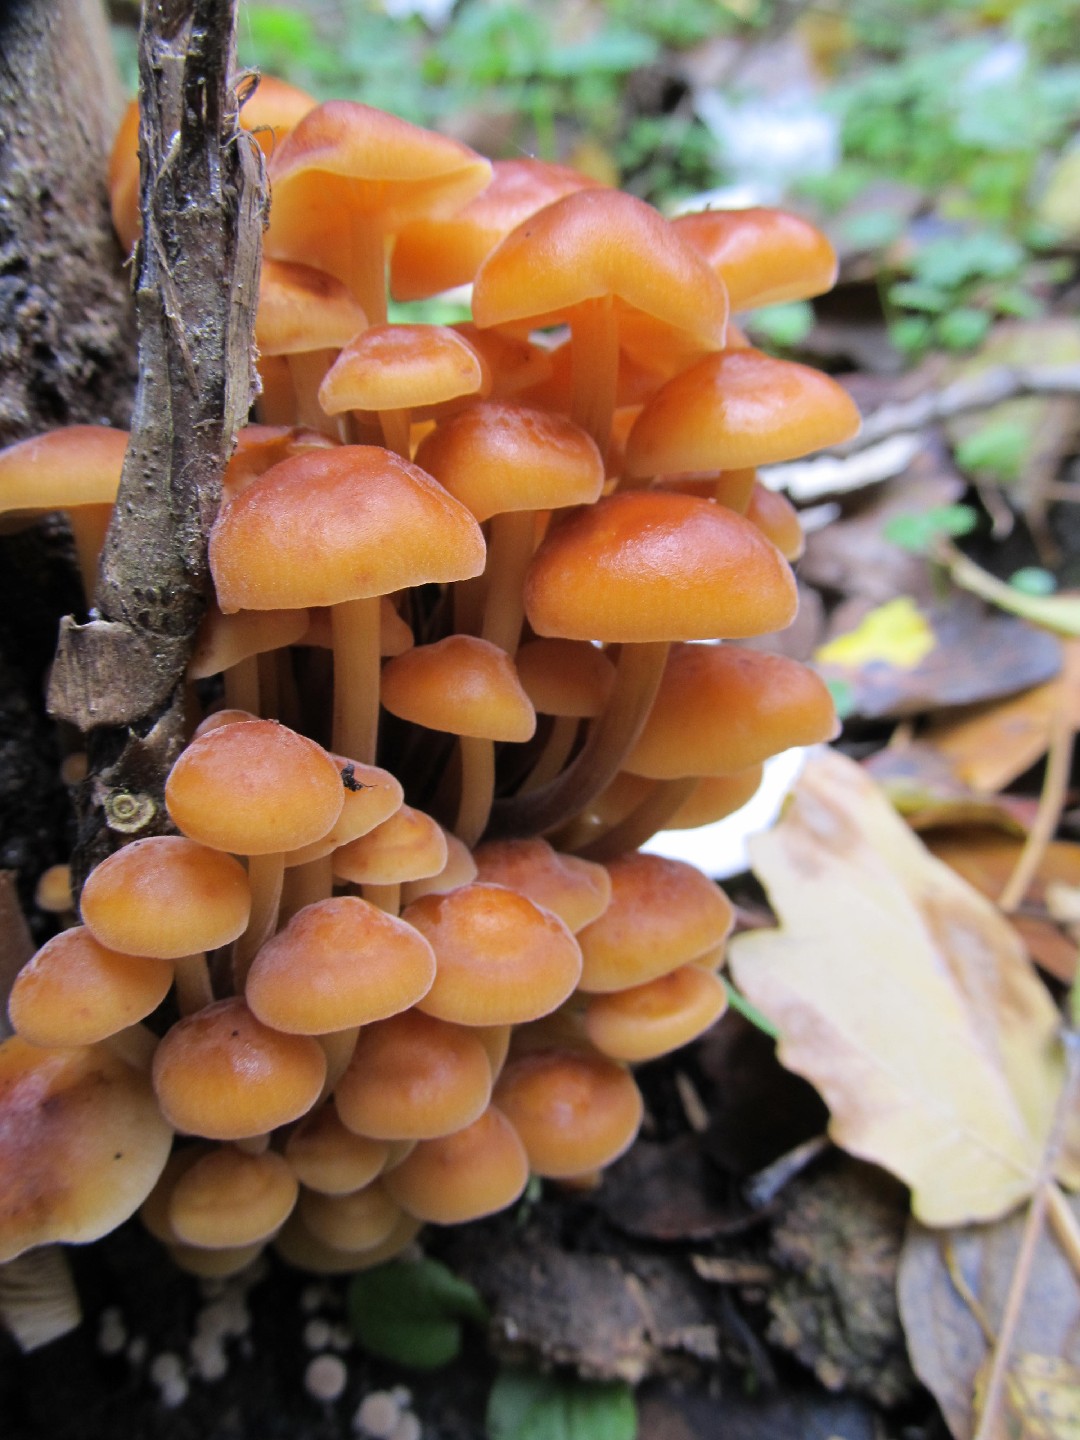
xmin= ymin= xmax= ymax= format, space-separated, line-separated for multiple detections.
xmin=47 ymin=0 xmax=266 ymax=886
xmin=0 ymin=0 xmax=136 ymax=928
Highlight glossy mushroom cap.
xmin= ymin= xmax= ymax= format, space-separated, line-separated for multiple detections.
xmin=625 ymin=348 xmax=861 ymax=477
xmin=209 ymin=446 xmax=486 ymax=612
xmin=166 ymin=719 xmax=345 ymax=855
xmin=524 ymin=490 xmax=798 ymax=643
xmin=245 ymin=896 xmax=436 ymax=1033
xmin=380 ymin=636 xmax=536 ymax=743
xmin=673 ymin=206 xmax=837 ymax=310
xmin=577 ymin=852 xmax=734 ymax=993
xmin=382 ymin=1105 xmax=529 ymax=1223
xmin=0 ymin=1037 xmax=173 ymax=1262
xmin=404 ymin=883 xmax=583 ymax=1026
xmin=284 ymin=1105 xmax=389 ymax=1195
xmin=168 ymin=1145 xmax=299 ymax=1248
xmin=8 ymin=927 xmax=172 ymax=1048
xmin=471 ymin=838 xmax=612 ymax=933
xmin=583 ymin=964 xmax=729 ymax=1062
xmin=152 ymin=998 xmax=326 ymax=1140
xmin=79 ymin=835 xmax=252 ymax=959
xmin=318 ymin=325 xmax=488 ymax=416
xmin=625 ymin=644 xmax=839 ymax=779
xmin=493 ymin=1048 xmax=643 ymax=1178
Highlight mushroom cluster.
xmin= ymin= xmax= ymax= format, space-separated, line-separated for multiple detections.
xmin=0 ymin=84 xmax=856 ymax=1275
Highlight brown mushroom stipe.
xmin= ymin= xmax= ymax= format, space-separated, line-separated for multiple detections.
xmin=0 ymin=1038 xmax=173 ymax=1262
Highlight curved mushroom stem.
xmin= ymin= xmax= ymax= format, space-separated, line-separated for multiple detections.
xmin=346 ymin=214 xmax=388 ymax=327
xmin=454 ymin=735 xmax=495 ymax=849
xmin=288 ymin=350 xmax=338 ymax=438
xmin=480 ymin=510 xmax=536 ymax=655
xmin=361 ymin=882 xmax=401 ymax=916
xmin=280 ymin=853 xmax=335 ymax=924
xmin=570 ymin=295 xmax=619 ymax=461
xmin=223 ymin=655 xmax=260 ymax=714
xmin=519 ymin=715 xmax=580 ymax=795
xmin=378 ymin=407 xmax=412 ymax=460
xmin=488 ymin=640 xmax=668 ymax=839
xmin=574 ymin=776 xmax=698 ymax=861
xmin=71 ymin=505 xmax=113 ymax=601
xmin=173 ymin=954 xmax=214 ymax=1016
xmin=318 ymin=1025 xmax=361 ymax=1102
xmin=332 ymin=594 xmax=382 ymax=765
xmin=233 ymin=852 xmax=285 ymax=989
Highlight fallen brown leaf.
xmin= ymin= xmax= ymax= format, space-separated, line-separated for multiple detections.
xmin=728 ymin=748 xmax=1071 ymax=1225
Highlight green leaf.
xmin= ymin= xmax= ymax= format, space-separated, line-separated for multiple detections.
xmin=745 ymin=301 xmax=814 ymax=349
xmin=722 ymin=978 xmax=782 ymax=1040
xmin=1009 ymin=567 xmax=1058 ymax=596
xmin=348 ymin=1258 xmax=488 ymax=1370
xmin=936 ymin=306 xmax=992 ymax=351
xmin=883 ymin=504 xmax=979 ymax=554
xmin=954 ymin=418 xmax=1029 ymax=484
xmin=486 ymin=1368 xmax=637 ymax=1440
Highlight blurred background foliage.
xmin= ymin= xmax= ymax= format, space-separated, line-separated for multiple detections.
xmin=108 ymin=0 xmax=1080 ymax=363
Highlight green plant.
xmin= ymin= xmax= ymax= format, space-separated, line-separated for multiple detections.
xmin=347 ymin=1257 xmax=488 ymax=1369
xmin=486 ymin=1367 xmax=637 ymax=1440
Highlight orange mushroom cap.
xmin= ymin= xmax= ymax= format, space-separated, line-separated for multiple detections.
xmin=256 ymin=259 xmax=368 ymax=356
xmin=471 ymin=838 xmax=612 ymax=933
xmin=165 ymin=719 xmax=345 ymax=856
xmin=380 ymin=635 xmax=536 ymax=744
xmin=8 ymin=926 xmax=172 ymax=1048
xmin=168 ymin=1144 xmax=299 ymax=1248
xmin=152 ymin=997 xmax=326 ymax=1140
xmin=625 ymin=348 xmax=861 ymax=477
xmin=493 ymin=1048 xmax=643 ymax=1179
xmin=577 ymin=852 xmax=734 ymax=993
xmin=625 ymin=644 xmax=839 ymax=779
xmin=245 ymin=896 xmax=436 ymax=1034
xmin=333 ymin=1008 xmax=492 ymax=1141
xmin=404 ymin=883 xmax=583 ymax=1027
xmin=79 ymin=835 xmax=252 ymax=960
xmin=332 ymin=804 xmax=448 ymax=887
xmin=382 ymin=1104 xmax=529 ymax=1224
xmin=0 ymin=1037 xmax=173 ymax=1261
xmin=524 ymin=490 xmax=798 ymax=643
xmin=391 ymin=156 xmax=601 ymax=301
xmin=284 ymin=1104 xmax=389 ymax=1195
xmin=209 ymin=446 xmax=486 ymax=612
xmin=583 ymin=963 xmax=729 ymax=1063
xmin=672 ymin=206 xmax=837 ymax=310
xmin=318 ymin=324 xmax=489 ymax=416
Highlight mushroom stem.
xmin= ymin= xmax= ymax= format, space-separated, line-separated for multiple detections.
xmin=223 ymin=655 xmax=260 ymax=714
xmin=519 ymin=715 xmax=579 ymax=795
xmin=570 ymin=295 xmax=619 ymax=460
xmin=288 ymin=350 xmax=338 ymax=437
xmin=378 ymin=407 xmax=412 ymax=459
xmin=280 ymin=854 xmax=334 ymax=924
xmin=455 ymin=736 xmax=495 ymax=849
xmin=233 ymin=853 xmax=286 ymax=989
xmin=575 ymin=776 xmax=698 ymax=861
xmin=480 ymin=510 xmax=535 ymax=655
xmin=361 ymin=882 xmax=401 ymax=916
xmin=70 ymin=505 xmax=113 ymax=601
xmin=332 ymin=594 xmax=382 ymax=765
xmin=318 ymin=1025 xmax=361 ymax=1102
xmin=489 ymin=640 xmax=668 ymax=838
xmin=173 ymin=954 xmax=214 ymax=1016
xmin=347 ymin=215 xmax=388 ymax=327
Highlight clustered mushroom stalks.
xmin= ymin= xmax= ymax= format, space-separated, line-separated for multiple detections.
xmin=0 ymin=83 xmax=858 ymax=1275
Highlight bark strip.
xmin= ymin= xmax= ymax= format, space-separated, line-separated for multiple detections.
xmin=48 ymin=0 xmax=266 ymax=882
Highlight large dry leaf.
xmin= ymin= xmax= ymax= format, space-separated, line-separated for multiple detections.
xmin=728 ymin=748 xmax=1067 ymax=1225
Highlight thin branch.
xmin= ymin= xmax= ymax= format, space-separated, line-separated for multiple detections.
xmin=47 ymin=0 xmax=266 ymax=883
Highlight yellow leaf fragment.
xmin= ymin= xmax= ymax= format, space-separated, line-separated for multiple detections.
xmin=816 ymin=596 xmax=936 ymax=670
xmin=729 ymin=748 xmax=1066 ymax=1226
